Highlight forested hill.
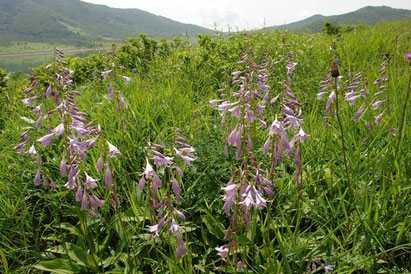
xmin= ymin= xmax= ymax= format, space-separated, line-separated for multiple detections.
xmin=0 ymin=0 xmax=213 ymax=45
xmin=267 ymin=6 xmax=411 ymax=31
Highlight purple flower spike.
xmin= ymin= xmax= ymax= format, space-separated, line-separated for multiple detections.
xmin=406 ymin=52 xmax=411 ymax=60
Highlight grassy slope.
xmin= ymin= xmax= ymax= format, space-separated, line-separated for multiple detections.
xmin=0 ymin=0 xmax=213 ymax=46
xmin=0 ymin=21 xmax=410 ymax=272
xmin=269 ymin=6 xmax=411 ymax=31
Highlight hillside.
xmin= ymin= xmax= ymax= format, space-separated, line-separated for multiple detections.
xmin=0 ymin=0 xmax=213 ymax=45
xmin=268 ymin=6 xmax=411 ymax=31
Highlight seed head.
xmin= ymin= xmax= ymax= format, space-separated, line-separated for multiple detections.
xmin=330 ymin=60 xmax=340 ymax=78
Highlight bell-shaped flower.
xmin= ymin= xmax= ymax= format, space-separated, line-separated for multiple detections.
xmin=85 ymin=173 xmax=98 ymax=189
xmin=22 ymin=96 xmax=38 ymax=107
xmin=27 ymin=144 xmax=37 ymax=156
xmin=105 ymin=163 xmax=112 ymax=188
xmin=372 ymin=100 xmax=386 ymax=110
xmin=107 ymin=141 xmax=121 ymax=158
xmin=96 ymin=154 xmax=104 ymax=172
xmin=215 ymin=245 xmax=229 ymax=258
xmin=37 ymin=133 xmax=55 ymax=147
xmin=176 ymin=232 xmax=187 ymax=259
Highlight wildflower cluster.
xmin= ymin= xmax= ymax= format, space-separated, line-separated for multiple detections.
xmin=15 ymin=48 xmax=121 ymax=217
xmin=139 ymin=129 xmax=195 ymax=259
xmin=211 ymin=45 xmax=308 ymax=265
xmin=264 ymin=49 xmax=309 ymax=195
xmin=101 ymin=45 xmax=129 ymax=132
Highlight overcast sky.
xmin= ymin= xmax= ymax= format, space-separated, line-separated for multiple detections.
xmin=81 ymin=0 xmax=411 ymax=30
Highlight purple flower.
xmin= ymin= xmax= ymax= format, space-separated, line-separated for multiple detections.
xmin=215 ymin=245 xmax=229 ymax=258
xmin=22 ymin=96 xmax=38 ymax=107
xmin=81 ymin=191 xmax=89 ymax=210
xmin=14 ymin=142 xmax=27 ymax=153
xmin=372 ymin=100 xmax=386 ymax=110
xmin=346 ymin=95 xmax=361 ymax=105
xmin=27 ymin=144 xmax=37 ymax=156
xmin=54 ymin=123 xmax=65 ymax=136
xmin=37 ymin=133 xmax=55 ymax=147
xmin=172 ymin=177 xmax=181 ymax=203
xmin=23 ymin=87 xmax=34 ymax=94
xmin=35 ymin=116 xmax=42 ymax=129
xmin=85 ymin=173 xmax=98 ymax=189
xmin=375 ymin=110 xmax=384 ymax=124
xmin=101 ymin=70 xmax=113 ymax=79
xmin=89 ymin=194 xmax=104 ymax=209
xmin=176 ymin=232 xmax=187 ymax=259
xmin=120 ymin=75 xmax=131 ymax=84
xmin=60 ymin=156 xmax=67 ymax=177
xmin=75 ymin=186 xmax=83 ymax=201
xmin=325 ymin=91 xmax=336 ymax=115
xmin=231 ymin=71 xmax=243 ymax=78
xmin=34 ymin=169 xmax=41 ymax=186
xmin=174 ymin=208 xmax=186 ymax=221
xmin=107 ymin=141 xmax=121 ymax=158
xmin=169 ymin=218 xmax=181 ymax=234
xmin=263 ymin=137 xmax=270 ymax=155
xmin=108 ymin=85 xmax=114 ymax=100
xmin=406 ymin=52 xmax=411 ymax=60
xmin=228 ymin=127 xmax=242 ymax=147
xmin=96 ymin=154 xmax=104 ymax=172
xmin=174 ymin=148 xmax=195 ymax=165
xmin=45 ymin=85 xmax=52 ymax=98
xmin=105 ymin=163 xmax=112 ymax=188
xmin=222 ymin=184 xmax=238 ymax=213
xmin=209 ymin=99 xmax=223 ymax=108
xmin=353 ymin=104 xmax=365 ymax=121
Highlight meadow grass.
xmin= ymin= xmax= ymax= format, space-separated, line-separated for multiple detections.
xmin=0 ymin=21 xmax=410 ymax=273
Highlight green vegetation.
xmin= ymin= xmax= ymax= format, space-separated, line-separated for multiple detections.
xmin=0 ymin=20 xmax=410 ymax=273
xmin=269 ymin=6 xmax=411 ymax=32
xmin=0 ymin=0 xmax=213 ymax=47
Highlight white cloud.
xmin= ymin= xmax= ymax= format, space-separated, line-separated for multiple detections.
xmin=81 ymin=0 xmax=411 ymax=30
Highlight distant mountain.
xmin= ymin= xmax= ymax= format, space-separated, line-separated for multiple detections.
xmin=0 ymin=0 xmax=213 ymax=45
xmin=267 ymin=6 xmax=411 ymax=32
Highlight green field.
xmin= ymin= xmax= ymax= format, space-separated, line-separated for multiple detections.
xmin=0 ymin=21 xmax=410 ymax=273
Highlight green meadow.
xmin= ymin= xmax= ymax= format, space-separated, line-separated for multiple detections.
xmin=0 ymin=21 xmax=410 ymax=273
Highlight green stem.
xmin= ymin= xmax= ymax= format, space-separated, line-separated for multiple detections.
xmin=334 ymin=78 xmax=352 ymax=192
xmin=394 ymin=71 xmax=411 ymax=159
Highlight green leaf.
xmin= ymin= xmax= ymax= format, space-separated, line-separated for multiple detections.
xmin=66 ymin=243 xmax=99 ymax=270
xmin=201 ymin=213 xmax=225 ymax=239
xmin=34 ymin=259 xmax=81 ymax=273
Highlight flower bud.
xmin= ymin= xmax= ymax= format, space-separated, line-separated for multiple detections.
xmin=330 ymin=60 xmax=340 ymax=78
